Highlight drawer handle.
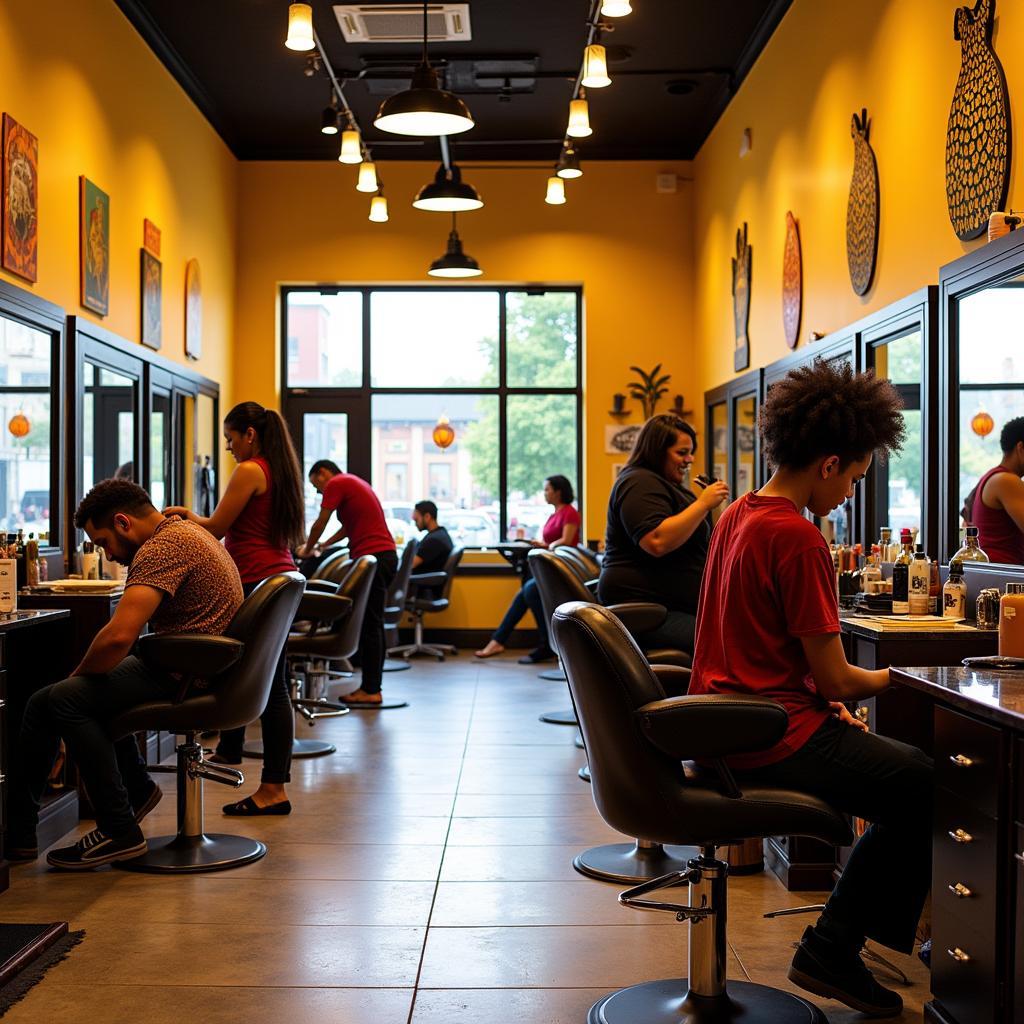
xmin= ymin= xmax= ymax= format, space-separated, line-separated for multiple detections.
xmin=946 ymin=947 xmax=971 ymax=963
xmin=949 ymin=754 xmax=974 ymax=768
xmin=948 ymin=882 xmax=972 ymax=898
xmin=948 ymin=828 xmax=974 ymax=844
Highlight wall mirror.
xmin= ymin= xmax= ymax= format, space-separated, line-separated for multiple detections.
xmin=82 ymin=360 xmax=139 ymax=491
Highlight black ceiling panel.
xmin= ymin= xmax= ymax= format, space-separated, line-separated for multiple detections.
xmin=114 ymin=0 xmax=792 ymax=162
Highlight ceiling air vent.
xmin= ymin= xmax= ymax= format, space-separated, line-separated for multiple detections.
xmin=333 ymin=4 xmax=471 ymax=44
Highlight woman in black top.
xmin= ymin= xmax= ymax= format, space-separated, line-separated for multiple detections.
xmin=598 ymin=415 xmax=729 ymax=652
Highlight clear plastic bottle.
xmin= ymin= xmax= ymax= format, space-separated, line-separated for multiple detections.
xmin=878 ymin=527 xmax=893 ymax=562
xmin=953 ymin=525 xmax=989 ymax=565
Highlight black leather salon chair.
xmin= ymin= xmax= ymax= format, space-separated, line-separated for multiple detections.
xmin=388 ymin=545 xmax=464 ymax=660
xmin=308 ymin=547 xmax=350 ymax=583
xmin=558 ymin=545 xmax=601 ymax=584
xmin=553 ymin=601 xmax=851 ymax=1024
xmin=383 ymin=539 xmax=418 ymax=672
xmin=108 ymin=572 xmax=305 ymax=873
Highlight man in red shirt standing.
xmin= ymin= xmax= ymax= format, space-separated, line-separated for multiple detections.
xmin=300 ymin=461 xmax=397 ymax=705
xmin=690 ymin=360 xmax=931 ymax=1018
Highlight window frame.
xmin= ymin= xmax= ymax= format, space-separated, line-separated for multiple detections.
xmin=280 ymin=284 xmax=584 ymax=547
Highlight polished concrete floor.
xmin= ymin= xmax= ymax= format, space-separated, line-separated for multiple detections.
xmin=3 ymin=653 xmax=930 ymax=1022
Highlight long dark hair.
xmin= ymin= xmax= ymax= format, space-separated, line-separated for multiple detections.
xmin=626 ymin=414 xmax=698 ymax=475
xmin=224 ymin=402 xmax=305 ymax=549
xmin=545 ymin=475 xmax=574 ymax=504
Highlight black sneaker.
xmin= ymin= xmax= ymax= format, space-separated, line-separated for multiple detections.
xmin=46 ymin=826 xmax=147 ymax=870
xmin=131 ymin=781 xmax=163 ymax=823
xmin=788 ymin=926 xmax=903 ymax=1018
xmin=517 ymin=646 xmax=557 ymax=664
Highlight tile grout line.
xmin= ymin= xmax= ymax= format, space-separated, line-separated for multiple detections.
xmin=405 ymin=659 xmax=482 ymax=1024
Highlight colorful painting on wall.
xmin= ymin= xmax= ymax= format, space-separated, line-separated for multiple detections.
xmin=141 ymin=249 xmax=162 ymax=350
xmin=184 ymin=258 xmax=201 ymax=360
xmin=2 ymin=114 xmax=39 ymax=282
xmin=79 ymin=177 xmax=110 ymax=316
xmin=143 ymin=218 xmax=161 ymax=258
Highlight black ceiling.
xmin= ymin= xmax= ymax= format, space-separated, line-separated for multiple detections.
xmin=114 ymin=0 xmax=792 ymax=162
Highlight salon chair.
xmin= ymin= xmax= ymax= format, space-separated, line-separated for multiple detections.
xmin=383 ymin=539 xmax=418 ymax=672
xmin=552 ymin=601 xmax=851 ymax=1024
xmin=108 ymin=572 xmax=305 ymax=873
xmin=388 ymin=546 xmax=464 ymax=661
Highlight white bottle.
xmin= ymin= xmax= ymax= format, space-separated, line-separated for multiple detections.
xmin=943 ymin=560 xmax=967 ymax=619
xmin=81 ymin=542 xmax=100 ymax=581
xmin=908 ymin=544 xmax=931 ymax=616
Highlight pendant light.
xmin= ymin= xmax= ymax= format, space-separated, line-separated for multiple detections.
xmin=567 ymin=93 xmax=593 ymax=138
xmin=320 ymin=100 xmax=340 ymax=135
xmin=369 ymin=193 xmax=389 ymax=223
xmin=413 ymin=163 xmax=483 ymax=212
xmin=356 ymin=160 xmax=378 ymax=193
xmin=338 ymin=128 xmax=362 ymax=164
xmin=545 ymin=176 xmax=567 ymax=205
xmin=581 ymin=44 xmax=611 ymax=89
xmin=556 ymin=146 xmax=583 ymax=179
xmin=428 ymin=214 xmax=482 ymax=278
xmin=601 ymin=0 xmax=633 ymax=15
xmin=285 ymin=3 xmax=315 ymax=51
xmin=374 ymin=2 xmax=474 ymax=136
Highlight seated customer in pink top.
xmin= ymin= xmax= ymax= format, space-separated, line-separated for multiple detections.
xmin=476 ymin=475 xmax=580 ymax=663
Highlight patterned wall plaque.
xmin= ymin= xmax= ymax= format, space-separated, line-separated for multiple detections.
xmin=846 ymin=109 xmax=879 ymax=297
xmin=782 ymin=211 xmax=802 ymax=349
xmin=945 ymin=0 xmax=1010 ymax=241
xmin=732 ymin=222 xmax=751 ymax=372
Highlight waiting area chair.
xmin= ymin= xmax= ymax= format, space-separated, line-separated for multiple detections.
xmin=108 ymin=571 xmax=305 ymax=873
xmin=552 ymin=601 xmax=851 ymax=1024
xmin=383 ymin=539 xmax=418 ymax=672
xmin=388 ymin=545 xmax=464 ymax=661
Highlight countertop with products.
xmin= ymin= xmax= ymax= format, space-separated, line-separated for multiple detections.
xmin=0 ymin=608 xmax=70 ymax=634
xmin=890 ymin=663 xmax=1024 ymax=730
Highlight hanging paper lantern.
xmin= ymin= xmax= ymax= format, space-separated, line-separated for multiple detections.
xmin=432 ymin=415 xmax=455 ymax=449
xmin=8 ymin=412 xmax=30 ymax=438
xmin=971 ymin=409 xmax=995 ymax=438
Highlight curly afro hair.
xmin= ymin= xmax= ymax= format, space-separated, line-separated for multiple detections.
xmin=759 ymin=359 xmax=906 ymax=470
xmin=74 ymin=478 xmax=155 ymax=530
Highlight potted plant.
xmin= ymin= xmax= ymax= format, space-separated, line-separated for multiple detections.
xmin=628 ymin=364 xmax=671 ymax=419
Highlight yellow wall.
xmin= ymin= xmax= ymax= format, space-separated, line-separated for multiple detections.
xmin=692 ymin=0 xmax=1024 ymax=404
xmin=0 ymin=0 xmax=237 ymax=394
xmin=235 ymin=160 xmax=695 ymax=625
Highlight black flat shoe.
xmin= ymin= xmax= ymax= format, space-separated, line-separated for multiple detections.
xmin=208 ymin=752 xmax=243 ymax=766
xmin=518 ymin=646 xmax=556 ymax=664
xmin=223 ymin=796 xmax=292 ymax=817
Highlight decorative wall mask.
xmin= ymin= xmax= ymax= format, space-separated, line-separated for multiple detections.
xmin=846 ymin=109 xmax=879 ymax=297
xmin=2 ymin=114 xmax=38 ymax=282
xmin=732 ymin=222 xmax=751 ymax=371
xmin=945 ymin=0 xmax=1010 ymax=241
xmin=782 ymin=211 xmax=802 ymax=349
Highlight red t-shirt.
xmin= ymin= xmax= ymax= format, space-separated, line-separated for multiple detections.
xmin=689 ymin=492 xmax=837 ymax=770
xmin=224 ymin=458 xmax=298 ymax=584
xmin=543 ymin=503 xmax=581 ymax=545
xmin=320 ymin=473 xmax=396 ymax=559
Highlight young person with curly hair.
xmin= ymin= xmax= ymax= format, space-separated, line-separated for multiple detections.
xmin=689 ymin=360 xmax=932 ymax=1018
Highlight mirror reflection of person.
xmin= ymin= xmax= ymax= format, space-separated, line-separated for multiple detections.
xmin=411 ymin=500 xmax=453 ymax=574
xmin=966 ymin=416 xmax=1024 ymax=563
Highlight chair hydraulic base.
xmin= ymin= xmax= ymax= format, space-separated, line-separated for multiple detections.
xmin=579 ymin=764 xmax=591 ymax=783
xmin=388 ymin=613 xmax=457 ymax=661
xmin=383 ymin=658 xmax=412 ymax=672
xmin=587 ymin=977 xmax=824 ymax=1024
xmin=121 ymin=734 xmax=267 ymax=874
xmin=574 ymin=840 xmax=698 ymax=884
xmin=574 ymin=732 xmax=585 ymax=749
xmin=243 ymin=737 xmax=337 ymax=759
xmin=540 ymin=708 xmax=577 ymax=725
xmin=538 ymin=667 xmax=566 ymax=681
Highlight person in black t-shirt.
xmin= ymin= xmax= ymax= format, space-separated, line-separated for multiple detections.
xmin=412 ymin=501 xmax=454 ymax=574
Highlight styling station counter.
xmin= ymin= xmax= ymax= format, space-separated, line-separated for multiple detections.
xmin=890 ymin=665 xmax=1024 ymax=1024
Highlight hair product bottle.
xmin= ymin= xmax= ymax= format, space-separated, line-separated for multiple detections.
xmin=943 ymin=559 xmax=967 ymax=619
xmin=891 ymin=529 xmax=913 ymax=615
xmin=908 ymin=543 xmax=931 ymax=615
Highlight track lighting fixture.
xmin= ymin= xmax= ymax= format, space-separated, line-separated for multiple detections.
xmin=601 ymin=0 xmax=633 ymax=15
xmin=285 ymin=2 xmax=315 ymax=51
xmin=567 ymin=93 xmax=593 ymax=138
xmin=321 ymin=101 xmax=340 ymax=135
xmin=369 ymin=193 xmax=389 ymax=223
xmin=357 ymin=160 xmax=378 ymax=193
xmin=545 ymin=176 xmax=567 ymax=205
xmin=581 ymin=43 xmax=611 ymax=89
xmin=374 ymin=2 xmax=474 ymax=136
xmin=339 ymin=128 xmax=362 ymax=164
xmin=413 ymin=163 xmax=484 ymax=212
xmin=428 ymin=214 xmax=482 ymax=278
xmin=556 ymin=146 xmax=583 ymax=179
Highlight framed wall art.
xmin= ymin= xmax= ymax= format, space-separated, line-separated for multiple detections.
xmin=732 ymin=222 xmax=751 ymax=371
xmin=79 ymin=176 xmax=110 ymax=316
xmin=782 ymin=211 xmax=802 ymax=348
xmin=141 ymin=248 xmax=162 ymax=349
xmin=184 ymin=258 xmax=201 ymax=360
xmin=2 ymin=114 xmax=38 ymax=282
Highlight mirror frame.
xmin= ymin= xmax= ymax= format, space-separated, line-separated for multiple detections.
xmin=938 ymin=229 xmax=1024 ymax=564
xmin=703 ymin=368 xmax=762 ymax=500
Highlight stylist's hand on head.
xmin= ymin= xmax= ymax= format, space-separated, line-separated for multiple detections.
xmin=162 ymin=505 xmax=193 ymax=521
xmin=694 ymin=479 xmax=729 ymax=511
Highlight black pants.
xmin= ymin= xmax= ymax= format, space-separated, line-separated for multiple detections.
xmin=737 ymin=716 xmax=933 ymax=954
xmin=10 ymin=656 xmax=169 ymax=839
xmin=359 ymin=549 xmax=398 ymax=695
xmin=215 ymin=580 xmax=294 ymax=784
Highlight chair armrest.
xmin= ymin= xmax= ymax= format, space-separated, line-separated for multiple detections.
xmin=584 ymin=578 xmax=599 ymax=596
xmin=296 ymin=592 xmax=352 ymax=624
xmin=635 ymin=695 xmax=788 ymax=760
xmin=304 ymin=580 xmax=340 ymax=594
xmin=646 ymin=649 xmax=693 ymax=669
xmin=410 ymin=571 xmax=447 ymax=586
xmin=138 ymin=633 xmax=244 ymax=677
xmin=648 ymin=664 xmax=691 ymax=697
xmin=606 ymin=602 xmax=668 ymax=635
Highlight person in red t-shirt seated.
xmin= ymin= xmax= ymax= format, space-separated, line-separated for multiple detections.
xmin=690 ymin=360 xmax=932 ymax=1019
xmin=299 ymin=461 xmax=398 ymax=705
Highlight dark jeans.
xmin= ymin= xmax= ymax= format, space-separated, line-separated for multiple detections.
xmin=360 ymin=549 xmax=398 ymax=695
xmin=10 ymin=655 xmax=171 ymax=839
xmin=492 ymin=578 xmax=548 ymax=649
xmin=638 ymin=609 xmax=696 ymax=654
xmin=215 ymin=579 xmax=293 ymax=784
xmin=737 ymin=716 xmax=933 ymax=954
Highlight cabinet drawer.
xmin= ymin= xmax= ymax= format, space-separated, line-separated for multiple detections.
xmin=934 ymin=793 xmax=999 ymax=936
xmin=935 ymin=706 xmax=1004 ymax=817
xmin=931 ymin=912 xmax=999 ymax=1024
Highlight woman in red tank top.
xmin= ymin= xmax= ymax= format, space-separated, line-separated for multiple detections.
xmin=969 ymin=418 xmax=1024 ymax=565
xmin=165 ymin=402 xmax=305 ymax=814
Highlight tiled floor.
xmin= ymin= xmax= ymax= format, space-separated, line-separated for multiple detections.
xmin=3 ymin=653 xmax=930 ymax=1022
